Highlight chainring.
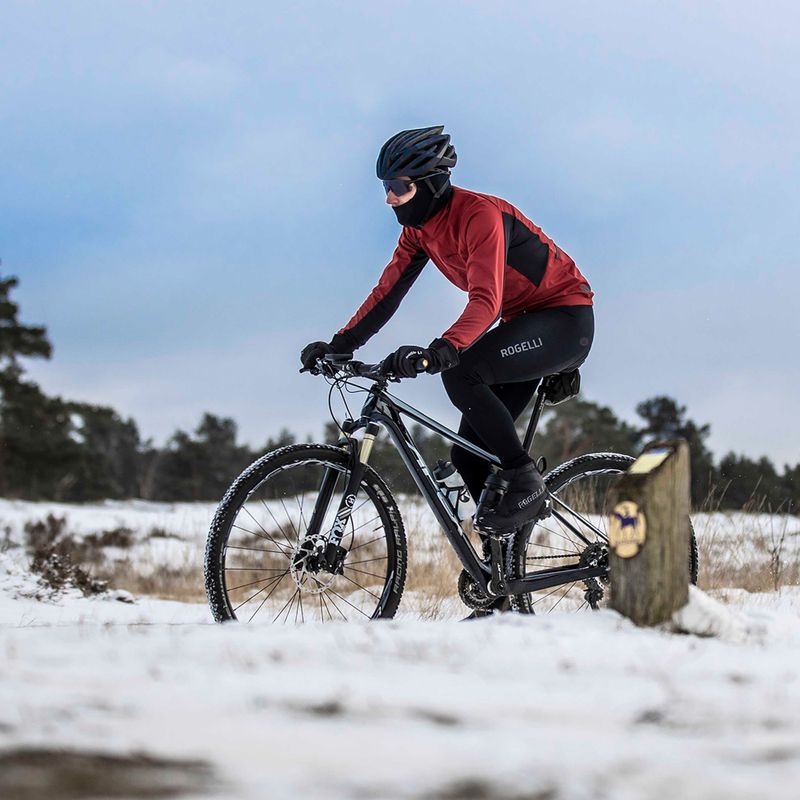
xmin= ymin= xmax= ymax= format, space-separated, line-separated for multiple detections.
xmin=458 ymin=569 xmax=500 ymax=610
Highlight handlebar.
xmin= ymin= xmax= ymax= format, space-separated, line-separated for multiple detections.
xmin=300 ymin=354 xmax=428 ymax=381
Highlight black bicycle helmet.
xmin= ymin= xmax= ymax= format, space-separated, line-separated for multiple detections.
xmin=376 ymin=125 xmax=457 ymax=179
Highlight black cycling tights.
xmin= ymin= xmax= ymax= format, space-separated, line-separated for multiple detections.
xmin=441 ymin=305 xmax=594 ymax=501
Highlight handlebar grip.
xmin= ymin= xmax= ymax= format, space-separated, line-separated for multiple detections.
xmin=413 ymin=356 xmax=429 ymax=373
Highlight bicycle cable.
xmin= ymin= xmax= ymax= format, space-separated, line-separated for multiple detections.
xmin=324 ymin=373 xmax=368 ymax=437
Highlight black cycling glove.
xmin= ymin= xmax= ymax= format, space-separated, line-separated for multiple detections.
xmin=424 ymin=337 xmax=459 ymax=374
xmin=300 ymin=333 xmax=355 ymax=370
xmin=383 ymin=338 xmax=459 ymax=378
xmin=383 ymin=345 xmax=428 ymax=378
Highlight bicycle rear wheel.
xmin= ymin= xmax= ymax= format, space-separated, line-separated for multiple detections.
xmin=204 ymin=444 xmax=407 ymax=624
xmin=508 ymin=452 xmax=699 ymax=614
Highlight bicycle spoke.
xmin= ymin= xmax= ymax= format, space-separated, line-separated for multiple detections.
xmin=243 ymin=506 xmax=293 ymax=557
xmin=345 ymin=565 xmax=387 ymax=580
xmin=278 ymin=496 xmax=301 ymax=545
xmin=293 ymin=591 xmax=301 ymax=624
xmin=340 ymin=572 xmax=382 ymax=601
xmin=321 ymin=588 xmax=346 ymax=620
xmin=231 ymin=523 xmax=285 ymax=548
xmin=529 ymin=582 xmax=570 ymax=607
xmin=228 ymin=572 xmax=288 ymax=592
xmin=346 ymin=555 xmax=389 ymax=565
xmin=255 ymin=501 xmax=296 ymax=553
xmin=533 ymin=522 xmax=583 ymax=552
xmin=247 ymin=571 xmax=291 ymax=621
xmin=226 ymin=543 xmax=288 ymax=556
xmin=350 ymin=514 xmax=381 ymax=534
xmin=289 ymin=473 xmax=310 ymax=535
xmin=354 ymin=496 xmax=371 ymax=512
xmin=327 ymin=586 xmax=372 ymax=618
xmin=549 ymin=582 xmax=578 ymax=613
xmin=348 ymin=534 xmax=386 ymax=552
xmin=225 ymin=567 xmax=289 ymax=571
xmin=526 ymin=539 xmax=580 ymax=556
xmin=310 ymin=575 xmax=348 ymax=621
xmin=233 ymin=570 xmax=288 ymax=612
xmin=281 ymin=591 xmax=299 ymax=625
xmin=273 ymin=588 xmax=300 ymax=624
xmin=550 ymin=495 xmax=609 ymax=543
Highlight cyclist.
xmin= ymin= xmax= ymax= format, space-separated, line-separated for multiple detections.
xmin=301 ymin=125 xmax=594 ymax=534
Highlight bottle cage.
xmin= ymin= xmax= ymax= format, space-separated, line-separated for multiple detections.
xmin=542 ymin=369 xmax=581 ymax=406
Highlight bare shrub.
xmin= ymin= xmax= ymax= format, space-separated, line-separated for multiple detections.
xmin=84 ymin=527 xmax=135 ymax=550
xmin=146 ymin=526 xmax=174 ymax=540
xmin=23 ymin=515 xmax=108 ymax=597
xmin=30 ymin=548 xmax=108 ymax=596
xmin=0 ymin=523 xmax=15 ymax=553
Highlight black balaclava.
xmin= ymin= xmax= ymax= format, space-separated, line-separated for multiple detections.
xmin=392 ymin=173 xmax=453 ymax=228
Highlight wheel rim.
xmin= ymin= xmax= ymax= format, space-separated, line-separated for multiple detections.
xmin=220 ymin=459 xmax=395 ymax=623
xmin=518 ymin=465 xmax=627 ymax=613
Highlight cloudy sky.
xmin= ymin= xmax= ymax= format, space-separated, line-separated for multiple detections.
xmin=3 ymin=1 xmax=798 ymax=465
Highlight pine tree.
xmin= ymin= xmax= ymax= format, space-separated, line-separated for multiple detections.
xmin=634 ymin=396 xmax=715 ymax=507
xmin=0 ymin=274 xmax=65 ymax=498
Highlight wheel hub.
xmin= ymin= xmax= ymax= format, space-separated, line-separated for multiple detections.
xmin=290 ymin=539 xmax=337 ymax=594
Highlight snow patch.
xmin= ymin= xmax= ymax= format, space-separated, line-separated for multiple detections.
xmin=670 ymin=585 xmax=752 ymax=642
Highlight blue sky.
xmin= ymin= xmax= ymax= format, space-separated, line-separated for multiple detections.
xmin=2 ymin=1 xmax=798 ymax=465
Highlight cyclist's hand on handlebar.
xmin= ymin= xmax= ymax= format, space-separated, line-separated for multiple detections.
xmin=381 ymin=345 xmax=432 ymax=378
xmin=381 ymin=339 xmax=460 ymax=379
xmin=424 ymin=338 xmax=459 ymax=374
xmin=300 ymin=341 xmax=334 ymax=371
xmin=300 ymin=335 xmax=354 ymax=372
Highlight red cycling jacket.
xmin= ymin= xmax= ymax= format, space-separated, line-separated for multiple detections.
xmin=337 ymin=186 xmax=593 ymax=351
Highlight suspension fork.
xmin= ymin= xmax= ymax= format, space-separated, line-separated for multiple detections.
xmin=305 ymin=422 xmax=380 ymax=570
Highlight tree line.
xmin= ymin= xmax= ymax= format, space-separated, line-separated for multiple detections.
xmin=1 ymin=274 xmax=797 ymax=512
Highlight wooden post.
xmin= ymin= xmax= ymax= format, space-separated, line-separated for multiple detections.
xmin=608 ymin=439 xmax=691 ymax=626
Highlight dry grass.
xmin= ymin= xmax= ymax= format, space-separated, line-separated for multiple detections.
xmin=696 ymin=508 xmax=799 ymax=594
xmin=98 ymin=551 xmax=206 ymax=603
xmin=403 ymin=527 xmax=466 ymax=619
xmin=9 ymin=491 xmax=799 ymax=615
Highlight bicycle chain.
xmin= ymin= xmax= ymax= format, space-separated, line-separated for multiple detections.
xmin=525 ymin=553 xmax=579 ymax=561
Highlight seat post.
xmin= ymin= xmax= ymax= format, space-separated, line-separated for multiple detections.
xmin=522 ymin=380 xmax=548 ymax=457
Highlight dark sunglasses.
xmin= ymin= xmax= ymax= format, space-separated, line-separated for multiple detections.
xmin=381 ymin=177 xmax=415 ymax=196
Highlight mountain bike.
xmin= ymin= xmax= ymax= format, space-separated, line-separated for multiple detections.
xmin=204 ymin=356 xmax=698 ymax=623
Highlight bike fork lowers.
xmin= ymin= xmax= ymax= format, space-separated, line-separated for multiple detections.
xmin=305 ymin=422 xmax=380 ymax=573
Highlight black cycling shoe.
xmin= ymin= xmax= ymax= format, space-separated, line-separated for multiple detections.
xmin=475 ymin=461 xmax=548 ymax=535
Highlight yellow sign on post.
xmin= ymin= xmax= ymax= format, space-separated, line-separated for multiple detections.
xmin=608 ymin=501 xmax=647 ymax=558
xmin=628 ymin=446 xmax=673 ymax=475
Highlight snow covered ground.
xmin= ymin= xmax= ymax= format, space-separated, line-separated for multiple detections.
xmin=1 ymin=499 xmax=800 ymax=799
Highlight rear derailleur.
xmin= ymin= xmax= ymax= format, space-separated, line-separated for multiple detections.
xmin=579 ymin=543 xmax=609 ymax=609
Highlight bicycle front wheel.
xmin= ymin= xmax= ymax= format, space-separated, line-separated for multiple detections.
xmin=508 ymin=452 xmax=699 ymax=614
xmin=204 ymin=444 xmax=407 ymax=624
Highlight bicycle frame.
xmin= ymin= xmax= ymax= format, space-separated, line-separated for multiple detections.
xmin=309 ymin=374 xmax=608 ymax=599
